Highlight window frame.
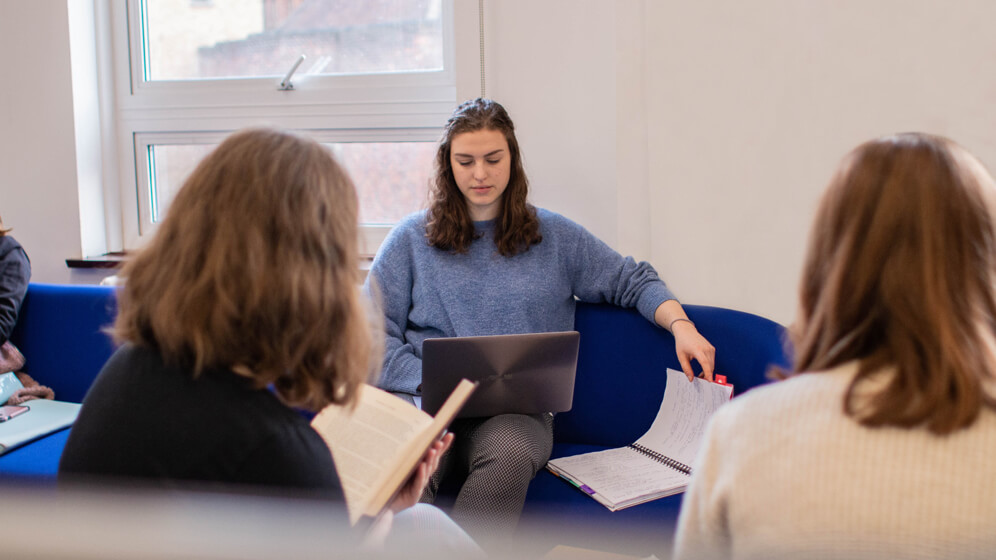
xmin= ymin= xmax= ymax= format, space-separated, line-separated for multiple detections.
xmin=101 ymin=0 xmax=475 ymax=255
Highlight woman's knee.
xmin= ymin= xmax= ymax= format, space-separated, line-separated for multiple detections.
xmin=467 ymin=413 xmax=553 ymax=471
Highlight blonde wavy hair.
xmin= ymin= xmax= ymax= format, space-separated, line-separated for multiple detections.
xmin=113 ymin=128 xmax=380 ymax=411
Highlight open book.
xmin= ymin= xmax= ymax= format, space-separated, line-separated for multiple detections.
xmin=310 ymin=379 xmax=475 ymax=526
xmin=546 ymin=369 xmax=733 ymax=511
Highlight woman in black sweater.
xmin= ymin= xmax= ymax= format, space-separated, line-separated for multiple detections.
xmin=59 ymin=128 xmax=476 ymax=555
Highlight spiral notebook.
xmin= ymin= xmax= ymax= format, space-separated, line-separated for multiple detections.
xmin=546 ymin=369 xmax=733 ymax=511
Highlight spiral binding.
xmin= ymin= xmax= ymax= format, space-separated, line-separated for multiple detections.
xmin=629 ymin=443 xmax=692 ymax=475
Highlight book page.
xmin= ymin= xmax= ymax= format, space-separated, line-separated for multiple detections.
xmin=310 ymin=380 xmax=476 ymax=526
xmin=363 ymin=379 xmax=476 ymax=517
xmin=548 ymin=447 xmax=689 ymax=507
xmin=311 ymin=385 xmax=433 ymax=525
xmin=634 ymin=368 xmax=733 ymax=467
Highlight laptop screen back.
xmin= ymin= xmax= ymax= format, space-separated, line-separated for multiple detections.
xmin=420 ymin=331 xmax=580 ymax=418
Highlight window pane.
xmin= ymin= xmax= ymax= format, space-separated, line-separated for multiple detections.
xmin=141 ymin=0 xmax=444 ymax=81
xmin=148 ymin=144 xmax=214 ymax=223
xmin=332 ymin=142 xmax=435 ymax=225
xmin=147 ymin=141 xmax=433 ymax=225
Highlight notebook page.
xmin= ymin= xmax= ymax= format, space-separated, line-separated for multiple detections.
xmin=634 ymin=368 xmax=733 ymax=467
xmin=549 ymin=446 xmax=689 ymax=506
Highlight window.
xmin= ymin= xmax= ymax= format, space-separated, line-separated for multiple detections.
xmin=142 ymin=0 xmax=444 ymax=81
xmin=135 ymin=130 xmax=437 ymax=254
xmin=102 ymin=0 xmax=476 ymax=255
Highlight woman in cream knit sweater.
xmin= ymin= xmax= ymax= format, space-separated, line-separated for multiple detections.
xmin=674 ymin=133 xmax=996 ymax=560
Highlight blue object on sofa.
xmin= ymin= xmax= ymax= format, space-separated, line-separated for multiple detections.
xmin=0 ymin=283 xmax=118 ymax=479
xmin=517 ymin=301 xmax=790 ymax=553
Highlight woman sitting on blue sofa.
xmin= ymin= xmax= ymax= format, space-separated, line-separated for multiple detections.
xmin=366 ymin=98 xmax=716 ymax=544
xmin=58 ymin=128 xmax=478 ymax=555
xmin=675 ymin=132 xmax=996 ymax=559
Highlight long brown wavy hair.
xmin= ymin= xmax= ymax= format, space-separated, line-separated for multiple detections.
xmin=112 ymin=128 xmax=381 ymax=411
xmin=792 ymin=132 xmax=996 ymax=434
xmin=426 ymin=98 xmax=542 ymax=256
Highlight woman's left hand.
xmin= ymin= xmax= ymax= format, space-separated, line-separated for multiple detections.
xmin=389 ymin=432 xmax=454 ymax=513
xmin=672 ymin=320 xmax=715 ymax=382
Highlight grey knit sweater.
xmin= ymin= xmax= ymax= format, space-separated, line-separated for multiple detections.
xmin=365 ymin=207 xmax=676 ymax=395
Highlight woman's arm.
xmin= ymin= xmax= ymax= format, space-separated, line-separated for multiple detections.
xmin=654 ymin=299 xmax=715 ymax=382
xmin=560 ymin=213 xmax=715 ymax=381
xmin=364 ymin=221 xmax=424 ymax=395
xmin=0 ymin=239 xmax=31 ymax=344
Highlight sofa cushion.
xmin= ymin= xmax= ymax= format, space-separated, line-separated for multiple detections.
xmin=8 ymin=283 xmax=118 ymax=404
xmin=0 ymin=427 xmax=71 ymax=480
xmin=1 ymin=284 xmax=118 ymax=479
xmin=552 ymin=302 xmax=790 ymax=448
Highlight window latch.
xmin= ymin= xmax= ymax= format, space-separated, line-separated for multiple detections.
xmin=278 ymin=55 xmax=306 ymax=91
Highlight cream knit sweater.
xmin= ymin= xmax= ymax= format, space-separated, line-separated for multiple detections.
xmin=674 ymin=362 xmax=996 ymax=560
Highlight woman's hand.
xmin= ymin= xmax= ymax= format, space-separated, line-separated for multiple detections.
xmin=389 ymin=432 xmax=454 ymax=513
xmin=362 ymin=433 xmax=453 ymax=551
xmin=655 ymin=300 xmax=717 ymax=381
xmin=672 ymin=320 xmax=716 ymax=382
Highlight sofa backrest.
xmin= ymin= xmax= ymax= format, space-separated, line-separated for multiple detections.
xmin=9 ymin=283 xmax=118 ymax=404
xmin=6 ymin=284 xmax=791 ymax=443
xmin=553 ymin=301 xmax=791 ymax=447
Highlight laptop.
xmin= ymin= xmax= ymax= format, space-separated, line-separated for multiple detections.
xmin=420 ymin=331 xmax=580 ymax=418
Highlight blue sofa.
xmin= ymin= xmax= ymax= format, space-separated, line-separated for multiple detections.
xmin=514 ymin=301 xmax=790 ymax=554
xmin=0 ymin=283 xmax=789 ymax=553
xmin=0 ymin=283 xmax=117 ymax=479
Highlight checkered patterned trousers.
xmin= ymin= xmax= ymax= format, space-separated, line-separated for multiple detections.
xmin=422 ymin=412 xmax=554 ymax=545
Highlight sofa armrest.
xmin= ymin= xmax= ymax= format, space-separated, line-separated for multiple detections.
xmin=553 ymin=302 xmax=790 ymax=447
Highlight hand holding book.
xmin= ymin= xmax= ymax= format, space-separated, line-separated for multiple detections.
xmin=310 ymin=379 xmax=476 ymax=526
xmin=390 ymin=432 xmax=454 ymax=513
xmin=363 ymin=431 xmax=456 ymax=551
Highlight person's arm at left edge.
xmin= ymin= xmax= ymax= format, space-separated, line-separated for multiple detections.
xmin=0 ymin=239 xmax=31 ymax=344
xmin=654 ymin=299 xmax=715 ymax=382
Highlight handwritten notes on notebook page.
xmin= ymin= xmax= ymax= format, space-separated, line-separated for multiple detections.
xmin=546 ymin=368 xmax=733 ymax=511
xmin=637 ymin=368 xmax=734 ymax=467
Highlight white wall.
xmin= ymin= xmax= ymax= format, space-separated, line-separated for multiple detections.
xmin=484 ymin=0 xmax=996 ymax=324
xmin=4 ymin=1 xmax=996 ymax=323
xmin=0 ymin=2 xmax=107 ymax=285
xmin=645 ymin=0 xmax=996 ymax=323
xmin=483 ymin=1 xmax=627 ymax=255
